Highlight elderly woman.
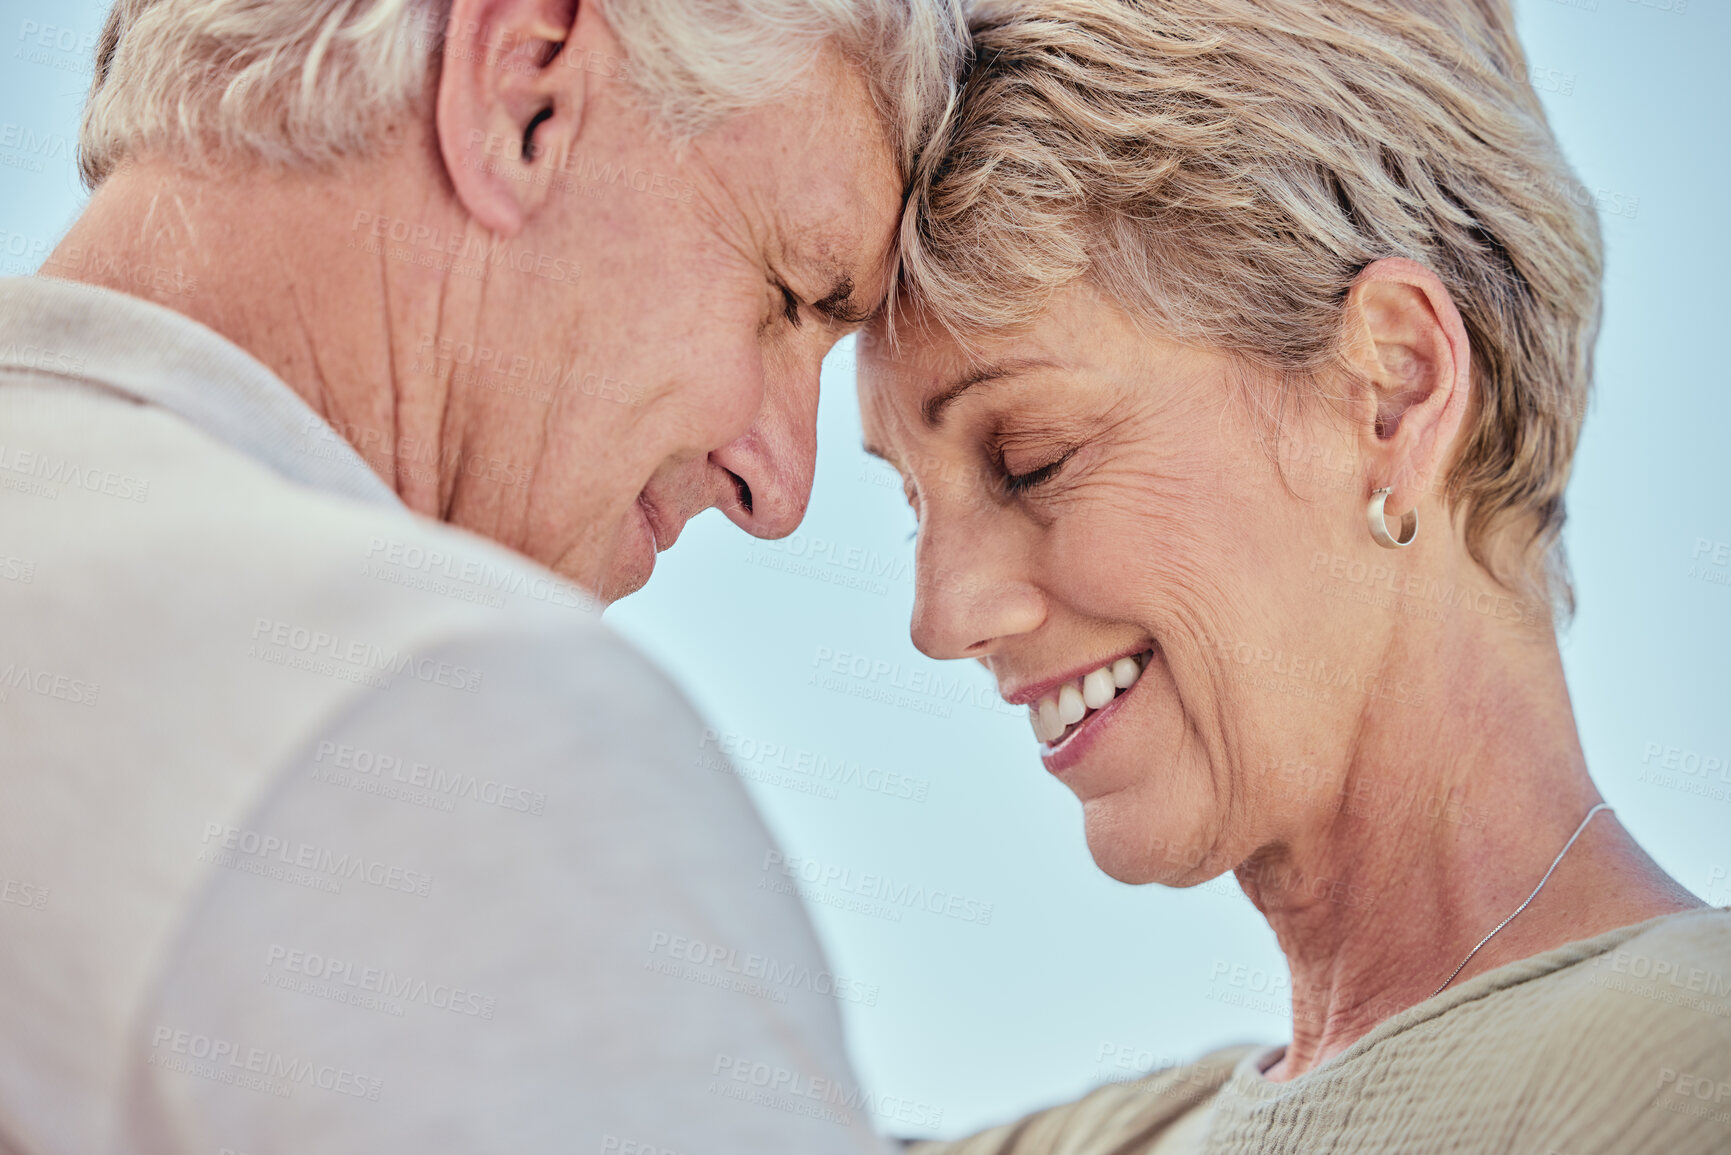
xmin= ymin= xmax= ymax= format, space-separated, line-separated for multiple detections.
xmin=860 ymin=1 xmax=1729 ymax=1151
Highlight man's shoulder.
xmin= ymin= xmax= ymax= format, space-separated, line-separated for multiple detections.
xmin=0 ymin=365 xmax=636 ymax=783
xmin=1 ymin=366 xmax=598 ymax=635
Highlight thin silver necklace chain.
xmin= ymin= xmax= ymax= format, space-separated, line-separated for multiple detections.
xmin=1429 ymin=802 xmax=1612 ymax=999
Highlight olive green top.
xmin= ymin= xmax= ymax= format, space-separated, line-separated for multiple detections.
xmin=915 ymin=908 xmax=1731 ymax=1155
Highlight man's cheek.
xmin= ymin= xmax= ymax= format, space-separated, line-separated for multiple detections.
xmin=686 ymin=344 xmax=770 ymax=447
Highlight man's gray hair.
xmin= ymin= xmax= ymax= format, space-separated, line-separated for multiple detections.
xmin=78 ymin=0 xmax=966 ymax=188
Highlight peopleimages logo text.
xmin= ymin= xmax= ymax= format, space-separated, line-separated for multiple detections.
xmin=0 ymin=440 xmax=148 ymax=501
xmin=363 ymin=536 xmax=585 ymax=610
xmin=248 ymin=618 xmax=484 ymax=693
xmin=762 ymin=850 xmax=994 ymax=926
xmin=200 ymin=822 xmax=433 ymax=897
xmin=266 ymin=944 xmax=496 ymax=1019
xmin=148 ymin=1026 xmax=382 ymax=1101
xmin=810 ymin=646 xmax=1022 ymax=717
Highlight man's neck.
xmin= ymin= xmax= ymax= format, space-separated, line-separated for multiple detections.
xmin=40 ymin=153 xmax=486 ymax=520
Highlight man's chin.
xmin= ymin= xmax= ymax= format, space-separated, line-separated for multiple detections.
xmin=594 ymin=563 xmax=652 ymax=605
xmin=591 ymin=505 xmax=659 ymax=604
xmin=537 ymin=502 xmax=659 ymax=606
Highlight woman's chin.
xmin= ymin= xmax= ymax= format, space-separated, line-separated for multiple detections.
xmin=1080 ymin=793 xmax=1221 ymax=887
xmin=1085 ymin=841 xmax=1168 ymax=886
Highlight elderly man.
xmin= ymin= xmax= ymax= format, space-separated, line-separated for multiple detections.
xmin=0 ymin=0 xmax=961 ymax=1151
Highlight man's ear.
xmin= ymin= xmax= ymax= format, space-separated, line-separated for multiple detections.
xmin=437 ymin=0 xmax=582 ymax=236
xmin=1339 ymin=257 xmax=1473 ymax=520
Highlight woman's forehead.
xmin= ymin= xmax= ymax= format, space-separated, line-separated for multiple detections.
xmin=860 ymin=282 xmax=1161 ymax=413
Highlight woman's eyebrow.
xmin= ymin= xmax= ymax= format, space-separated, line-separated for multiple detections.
xmin=922 ymin=358 xmax=1058 ymax=426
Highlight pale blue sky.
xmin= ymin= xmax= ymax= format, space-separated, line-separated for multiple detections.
xmin=2 ymin=0 xmax=1724 ymax=1138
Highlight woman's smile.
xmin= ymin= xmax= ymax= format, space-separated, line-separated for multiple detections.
xmin=1003 ymin=646 xmax=1156 ymax=774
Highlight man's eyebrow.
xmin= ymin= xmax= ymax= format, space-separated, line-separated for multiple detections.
xmin=811 ymin=275 xmax=873 ymax=326
xmin=921 ymin=359 xmax=1057 ymax=426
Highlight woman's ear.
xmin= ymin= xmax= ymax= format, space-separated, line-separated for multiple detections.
xmin=1339 ymin=257 xmax=1473 ymax=520
xmin=436 ymin=0 xmax=583 ymax=236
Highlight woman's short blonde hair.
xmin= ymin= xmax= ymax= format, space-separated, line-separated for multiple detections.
xmin=78 ymin=0 xmax=965 ymax=188
xmin=898 ymin=0 xmax=1604 ymax=604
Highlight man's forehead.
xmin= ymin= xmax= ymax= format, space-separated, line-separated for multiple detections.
xmin=771 ymin=55 xmax=901 ymax=306
xmin=773 ymin=133 xmax=898 ymax=293
xmin=680 ymin=43 xmax=900 ymax=316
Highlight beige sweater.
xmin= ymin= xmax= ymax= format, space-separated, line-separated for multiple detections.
xmin=914 ymin=908 xmax=1731 ymax=1154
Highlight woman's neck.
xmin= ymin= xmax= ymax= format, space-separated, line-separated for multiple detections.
xmin=1241 ymin=616 xmax=1701 ymax=1082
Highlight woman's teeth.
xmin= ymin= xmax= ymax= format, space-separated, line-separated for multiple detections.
xmin=1029 ymin=652 xmax=1147 ymax=745
xmin=1058 ymin=683 xmax=1086 ymax=725
xmin=1082 ymin=667 xmax=1115 ymax=709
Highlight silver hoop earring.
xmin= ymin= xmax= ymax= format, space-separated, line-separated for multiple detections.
xmin=1368 ymin=487 xmax=1417 ymax=549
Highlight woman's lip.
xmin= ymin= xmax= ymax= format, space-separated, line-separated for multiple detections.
xmin=1040 ymin=657 xmax=1147 ymax=776
xmin=1000 ymin=641 xmax=1158 ymax=706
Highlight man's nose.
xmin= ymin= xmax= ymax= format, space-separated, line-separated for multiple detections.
xmin=708 ymin=360 xmax=820 ymax=540
xmin=909 ymin=511 xmax=1045 ymax=661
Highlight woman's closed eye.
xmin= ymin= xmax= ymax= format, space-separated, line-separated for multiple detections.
xmin=997 ymin=445 xmax=1078 ymax=496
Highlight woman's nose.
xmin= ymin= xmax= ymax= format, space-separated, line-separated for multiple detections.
xmin=909 ymin=520 xmax=1046 ymax=660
